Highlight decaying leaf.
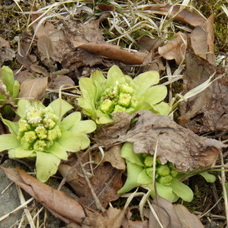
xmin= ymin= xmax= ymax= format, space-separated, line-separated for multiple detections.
xmin=0 ymin=166 xmax=86 ymax=224
xmin=95 ymin=111 xmax=224 ymax=171
xmin=48 ymin=75 xmax=75 ymax=90
xmin=0 ymin=37 xmax=15 ymax=65
xmin=190 ymin=15 xmax=215 ymax=65
xmin=180 ymin=48 xmax=228 ymax=133
xmin=144 ymin=5 xmax=206 ymax=27
xmin=158 ymin=32 xmax=187 ymax=65
xmin=59 ymin=156 xmax=123 ymax=210
xmin=19 ymin=77 xmax=48 ymax=101
xmin=148 ymin=196 xmax=204 ymax=228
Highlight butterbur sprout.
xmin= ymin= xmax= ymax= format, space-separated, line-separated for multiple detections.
xmin=0 ymin=98 xmax=96 ymax=182
xmin=77 ymin=65 xmax=171 ymax=124
xmin=118 ymin=143 xmax=194 ymax=203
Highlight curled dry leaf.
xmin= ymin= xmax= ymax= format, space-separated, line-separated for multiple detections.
xmin=144 ymin=5 xmax=206 ymax=27
xmin=73 ymin=42 xmax=146 ymax=65
xmin=19 ymin=77 xmax=48 ymax=101
xmin=149 ymin=196 xmax=204 ymax=228
xmin=190 ymin=15 xmax=215 ymax=65
xmin=0 ymin=166 xmax=85 ymax=224
xmin=95 ymin=111 xmax=224 ymax=171
xmin=158 ymin=32 xmax=187 ymax=65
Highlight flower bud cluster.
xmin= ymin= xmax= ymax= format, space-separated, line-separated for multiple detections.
xmin=143 ymin=155 xmax=179 ymax=186
xmin=17 ymin=104 xmax=62 ymax=151
xmin=99 ymin=82 xmax=137 ymax=115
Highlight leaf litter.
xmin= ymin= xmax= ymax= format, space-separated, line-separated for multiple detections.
xmin=0 ymin=0 xmax=227 ymax=227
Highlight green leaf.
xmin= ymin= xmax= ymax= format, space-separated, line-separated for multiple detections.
xmin=48 ymin=98 xmax=73 ymax=120
xmin=12 ymin=80 xmax=20 ymax=99
xmin=8 ymin=147 xmax=36 ymax=158
xmin=137 ymin=169 xmax=153 ymax=185
xmin=1 ymin=66 xmax=17 ymax=96
xmin=70 ymin=119 xmax=96 ymax=134
xmin=151 ymin=102 xmax=171 ymax=115
xmin=150 ymin=182 xmax=179 ymax=202
xmin=58 ymin=132 xmax=90 ymax=152
xmin=106 ymin=65 xmax=126 ymax=88
xmin=1 ymin=118 xmax=18 ymax=135
xmin=61 ymin=112 xmax=81 ymax=130
xmin=144 ymin=85 xmax=167 ymax=105
xmin=170 ymin=179 xmax=194 ymax=202
xmin=48 ymin=142 xmax=68 ymax=160
xmin=0 ymin=134 xmax=20 ymax=152
xmin=121 ymin=143 xmax=144 ymax=166
xmin=16 ymin=99 xmax=30 ymax=117
xmin=118 ymin=162 xmax=144 ymax=194
xmin=199 ymin=171 xmax=216 ymax=183
xmin=132 ymin=71 xmax=159 ymax=98
xmin=36 ymin=152 xmax=61 ymax=182
xmin=91 ymin=70 xmax=106 ymax=100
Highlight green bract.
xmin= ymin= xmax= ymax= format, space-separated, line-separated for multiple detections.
xmin=118 ymin=143 xmax=194 ymax=203
xmin=77 ymin=65 xmax=171 ymax=124
xmin=0 ymin=98 xmax=96 ymax=182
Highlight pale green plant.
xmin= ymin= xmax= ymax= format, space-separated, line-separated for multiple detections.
xmin=77 ymin=65 xmax=171 ymax=124
xmin=0 ymin=98 xmax=96 ymax=182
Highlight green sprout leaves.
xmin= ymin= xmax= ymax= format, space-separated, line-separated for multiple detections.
xmin=0 ymin=66 xmax=20 ymax=115
xmin=77 ymin=65 xmax=171 ymax=124
xmin=118 ymin=143 xmax=194 ymax=203
xmin=0 ymin=98 xmax=96 ymax=182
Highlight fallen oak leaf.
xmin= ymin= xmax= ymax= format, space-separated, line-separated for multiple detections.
xmin=95 ymin=111 xmax=224 ymax=172
xmin=0 ymin=166 xmax=86 ymax=224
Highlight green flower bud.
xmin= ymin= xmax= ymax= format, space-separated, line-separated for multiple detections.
xmin=113 ymin=105 xmax=126 ymax=113
xmin=144 ymin=155 xmax=153 ymax=167
xmin=26 ymin=106 xmax=42 ymax=124
xmin=21 ymin=131 xmax=37 ymax=144
xmin=130 ymin=97 xmax=138 ymax=108
xmin=118 ymin=93 xmax=132 ymax=107
xmin=35 ymin=125 xmax=47 ymax=139
xmin=158 ymin=175 xmax=173 ymax=186
xmin=156 ymin=164 xmax=170 ymax=176
xmin=146 ymin=167 xmax=153 ymax=177
xmin=33 ymin=140 xmax=47 ymax=151
xmin=170 ymin=169 xmax=179 ymax=177
xmin=18 ymin=119 xmax=31 ymax=132
xmin=20 ymin=141 xmax=31 ymax=150
xmin=119 ymin=84 xmax=134 ymax=94
xmin=43 ymin=117 xmax=56 ymax=129
xmin=100 ymin=99 xmax=115 ymax=113
xmin=48 ymin=126 xmax=62 ymax=141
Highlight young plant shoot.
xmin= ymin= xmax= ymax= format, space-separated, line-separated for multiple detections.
xmin=0 ymin=98 xmax=96 ymax=182
xmin=118 ymin=143 xmax=194 ymax=202
xmin=77 ymin=65 xmax=171 ymax=124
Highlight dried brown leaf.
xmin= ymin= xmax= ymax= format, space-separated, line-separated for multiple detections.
xmin=144 ymin=5 xmax=206 ymax=27
xmin=158 ymin=32 xmax=187 ymax=64
xmin=0 ymin=36 xmax=15 ymax=65
xmin=95 ymin=111 xmax=224 ymax=171
xmin=190 ymin=15 xmax=215 ymax=65
xmin=73 ymin=42 xmax=146 ymax=65
xmin=59 ymin=156 xmax=123 ymax=210
xmin=82 ymin=207 xmax=125 ymax=228
xmin=48 ymin=75 xmax=75 ymax=90
xmin=0 ymin=167 xmax=85 ymax=224
xmin=19 ymin=77 xmax=48 ymax=101
xmin=149 ymin=196 xmax=203 ymax=228
xmin=179 ymin=48 xmax=228 ymax=133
